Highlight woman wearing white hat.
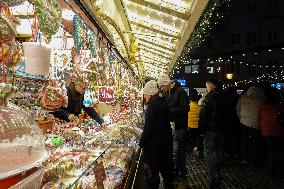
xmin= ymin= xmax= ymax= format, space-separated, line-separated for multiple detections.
xmin=139 ymin=80 xmax=174 ymax=189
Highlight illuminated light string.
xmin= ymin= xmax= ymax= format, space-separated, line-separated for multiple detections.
xmin=224 ymin=70 xmax=284 ymax=88
xmin=184 ymin=47 xmax=284 ymax=65
xmin=173 ymin=0 xmax=233 ymax=71
xmin=171 ymin=46 xmax=284 ymax=75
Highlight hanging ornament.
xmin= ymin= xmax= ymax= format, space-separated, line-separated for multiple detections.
xmin=34 ymin=0 xmax=62 ymax=38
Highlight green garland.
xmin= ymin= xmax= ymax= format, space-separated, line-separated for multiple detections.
xmin=175 ymin=0 xmax=233 ymax=68
xmin=34 ymin=0 xmax=62 ymax=38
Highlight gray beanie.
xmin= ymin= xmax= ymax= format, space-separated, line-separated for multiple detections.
xmin=157 ymin=74 xmax=170 ymax=87
xmin=143 ymin=80 xmax=159 ymax=95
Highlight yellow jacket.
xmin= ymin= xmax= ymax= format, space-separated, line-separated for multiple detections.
xmin=188 ymin=101 xmax=201 ymax=128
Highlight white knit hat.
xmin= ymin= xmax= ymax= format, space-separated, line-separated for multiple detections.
xmin=143 ymin=80 xmax=159 ymax=95
xmin=157 ymin=74 xmax=170 ymax=87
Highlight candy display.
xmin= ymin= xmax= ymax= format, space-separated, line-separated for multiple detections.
xmin=0 ymin=104 xmax=49 ymax=179
xmin=0 ymin=1 xmax=143 ymax=189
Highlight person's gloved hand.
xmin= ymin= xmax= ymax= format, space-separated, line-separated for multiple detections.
xmin=68 ymin=114 xmax=77 ymax=121
xmin=101 ymin=122 xmax=107 ymax=128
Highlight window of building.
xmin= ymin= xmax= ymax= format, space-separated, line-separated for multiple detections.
xmin=206 ymin=37 xmax=213 ymax=49
xmin=185 ymin=66 xmax=191 ymax=73
xmin=185 ymin=65 xmax=199 ymax=74
xmin=246 ymin=65 xmax=257 ymax=75
xmin=248 ymin=0 xmax=256 ymax=15
xmin=268 ymin=60 xmax=278 ymax=65
xmin=231 ymin=32 xmax=241 ymax=45
xmin=269 ymin=0 xmax=278 ymax=9
xmin=207 ymin=67 xmax=214 ymax=74
xmin=268 ymin=30 xmax=278 ymax=43
xmin=246 ymin=31 xmax=257 ymax=45
xmin=189 ymin=59 xmax=199 ymax=64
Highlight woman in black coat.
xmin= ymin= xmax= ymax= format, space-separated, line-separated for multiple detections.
xmin=139 ymin=80 xmax=173 ymax=189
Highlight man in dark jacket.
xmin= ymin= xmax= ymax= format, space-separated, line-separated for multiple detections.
xmin=199 ymin=79 xmax=225 ymax=189
xmin=52 ymin=78 xmax=105 ymax=126
xmin=139 ymin=80 xmax=173 ymax=189
xmin=158 ymin=74 xmax=189 ymax=180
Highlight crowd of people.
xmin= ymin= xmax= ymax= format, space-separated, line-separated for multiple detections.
xmin=139 ymin=75 xmax=284 ymax=189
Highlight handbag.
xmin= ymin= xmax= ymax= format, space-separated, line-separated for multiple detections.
xmin=39 ymin=80 xmax=67 ymax=111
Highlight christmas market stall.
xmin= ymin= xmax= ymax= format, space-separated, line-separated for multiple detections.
xmin=0 ymin=0 xmax=144 ymax=188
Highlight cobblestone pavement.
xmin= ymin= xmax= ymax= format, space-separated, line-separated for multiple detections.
xmin=185 ymin=153 xmax=284 ymax=189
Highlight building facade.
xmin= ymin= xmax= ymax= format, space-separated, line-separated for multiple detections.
xmin=173 ymin=0 xmax=284 ymax=88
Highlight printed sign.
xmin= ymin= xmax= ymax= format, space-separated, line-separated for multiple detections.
xmin=98 ymin=86 xmax=115 ymax=104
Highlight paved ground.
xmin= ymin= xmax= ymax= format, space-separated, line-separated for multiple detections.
xmin=183 ymin=153 xmax=284 ymax=189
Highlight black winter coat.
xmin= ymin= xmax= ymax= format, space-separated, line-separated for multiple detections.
xmin=199 ymin=89 xmax=225 ymax=133
xmin=163 ymin=81 xmax=189 ymax=130
xmin=139 ymin=96 xmax=173 ymax=169
xmin=52 ymin=83 xmax=104 ymax=124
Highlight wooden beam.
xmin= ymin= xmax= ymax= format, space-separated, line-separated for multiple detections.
xmin=130 ymin=21 xmax=179 ymax=38
xmin=139 ymin=47 xmax=172 ymax=59
xmin=140 ymin=43 xmax=174 ymax=55
xmin=139 ymin=38 xmax=174 ymax=52
xmin=128 ymin=0 xmax=190 ymax=20
xmin=140 ymin=55 xmax=170 ymax=65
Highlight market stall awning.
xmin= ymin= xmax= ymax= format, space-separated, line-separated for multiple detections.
xmin=81 ymin=0 xmax=209 ymax=78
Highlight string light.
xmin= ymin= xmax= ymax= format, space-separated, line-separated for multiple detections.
xmin=173 ymin=0 xmax=232 ymax=71
xmin=224 ymin=70 xmax=284 ymax=88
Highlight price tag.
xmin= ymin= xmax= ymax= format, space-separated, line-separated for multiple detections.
xmin=93 ymin=161 xmax=106 ymax=189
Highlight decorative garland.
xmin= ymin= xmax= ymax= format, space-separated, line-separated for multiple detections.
xmin=0 ymin=0 xmax=25 ymax=7
xmin=74 ymin=14 xmax=88 ymax=52
xmin=88 ymin=30 xmax=97 ymax=58
xmin=34 ymin=0 xmax=62 ymax=38
xmin=175 ymin=0 xmax=233 ymax=69
xmin=92 ymin=3 xmax=130 ymax=60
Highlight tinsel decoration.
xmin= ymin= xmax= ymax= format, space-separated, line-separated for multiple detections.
xmin=74 ymin=14 xmax=87 ymax=52
xmin=88 ymin=30 xmax=97 ymax=58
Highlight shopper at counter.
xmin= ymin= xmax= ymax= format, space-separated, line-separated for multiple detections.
xmin=199 ymin=79 xmax=225 ymax=189
xmin=52 ymin=77 xmax=105 ymax=126
xmin=139 ymin=80 xmax=173 ymax=189
xmin=157 ymin=74 xmax=189 ymax=180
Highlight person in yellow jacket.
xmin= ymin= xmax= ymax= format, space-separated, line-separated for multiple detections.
xmin=188 ymin=89 xmax=202 ymax=155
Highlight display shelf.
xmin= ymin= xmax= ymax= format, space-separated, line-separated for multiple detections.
xmin=122 ymin=148 xmax=141 ymax=189
xmin=67 ymin=134 xmax=121 ymax=189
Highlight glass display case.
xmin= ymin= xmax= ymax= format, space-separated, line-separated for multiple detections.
xmin=0 ymin=105 xmax=49 ymax=179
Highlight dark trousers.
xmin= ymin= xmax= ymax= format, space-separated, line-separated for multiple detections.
xmin=173 ymin=128 xmax=188 ymax=178
xmin=204 ymin=131 xmax=224 ymax=188
xmin=241 ymin=125 xmax=261 ymax=163
xmin=148 ymin=167 xmax=174 ymax=189
xmin=188 ymin=128 xmax=202 ymax=149
xmin=224 ymin=122 xmax=241 ymax=156
xmin=266 ymin=137 xmax=284 ymax=175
